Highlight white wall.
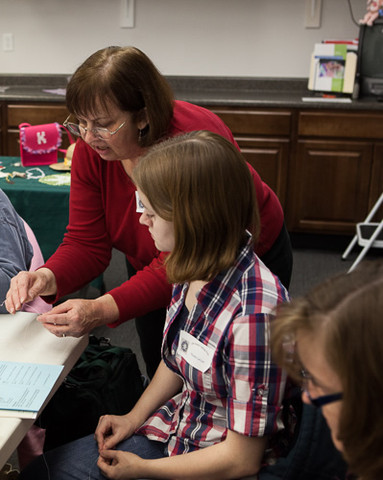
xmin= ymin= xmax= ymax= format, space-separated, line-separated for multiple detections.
xmin=0 ymin=0 xmax=366 ymax=77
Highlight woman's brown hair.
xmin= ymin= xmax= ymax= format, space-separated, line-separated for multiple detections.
xmin=132 ymin=130 xmax=260 ymax=284
xmin=66 ymin=46 xmax=174 ymax=147
xmin=271 ymin=260 xmax=383 ymax=480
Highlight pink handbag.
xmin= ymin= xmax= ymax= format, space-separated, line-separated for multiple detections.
xmin=19 ymin=122 xmax=73 ymax=167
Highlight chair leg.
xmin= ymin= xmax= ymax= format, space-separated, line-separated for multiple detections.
xmin=342 ymin=235 xmax=358 ymax=260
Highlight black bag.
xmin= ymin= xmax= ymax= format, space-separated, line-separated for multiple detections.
xmin=38 ymin=336 xmax=146 ymax=451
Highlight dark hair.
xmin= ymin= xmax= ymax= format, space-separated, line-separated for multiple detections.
xmin=272 ymin=260 xmax=383 ymax=480
xmin=66 ymin=46 xmax=174 ymax=147
xmin=132 ymin=130 xmax=260 ymax=283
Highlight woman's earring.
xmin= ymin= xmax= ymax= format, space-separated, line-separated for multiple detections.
xmin=138 ymin=124 xmax=149 ymax=144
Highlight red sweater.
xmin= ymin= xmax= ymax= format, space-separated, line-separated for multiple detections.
xmin=44 ymin=101 xmax=283 ymax=325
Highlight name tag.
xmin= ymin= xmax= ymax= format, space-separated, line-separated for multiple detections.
xmin=135 ymin=191 xmax=144 ymax=213
xmin=177 ymin=330 xmax=215 ymax=373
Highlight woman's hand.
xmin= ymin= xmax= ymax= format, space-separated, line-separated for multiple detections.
xmin=5 ymin=268 xmax=57 ymax=314
xmin=95 ymin=414 xmax=137 ymax=452
xmin=37 ymin=294 xmax=120 ymax=337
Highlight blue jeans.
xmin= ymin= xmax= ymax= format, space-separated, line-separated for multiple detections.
xmin=19 ymin=433 xmax=167 ymax=480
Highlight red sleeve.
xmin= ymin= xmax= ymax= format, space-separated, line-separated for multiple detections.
xmin=43 ymin=141 xmax=113 ymax=298
xmin=108 ymin=252 xmax=172 ymax=327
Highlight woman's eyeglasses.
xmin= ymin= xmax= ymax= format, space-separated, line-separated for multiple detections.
xmin=300 ymin=369 xmax=343 ymax=408
xmin=63 ymin=115 xmax=126 ymax=140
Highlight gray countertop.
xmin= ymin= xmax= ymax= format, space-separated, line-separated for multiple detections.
xmin=1 ymin=74 xmax=383 ymax=111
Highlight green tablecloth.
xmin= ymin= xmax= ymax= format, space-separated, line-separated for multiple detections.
xmin=0 ymin=156 xmax=70 ymax=261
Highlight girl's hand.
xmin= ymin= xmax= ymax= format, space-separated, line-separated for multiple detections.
xmin=97 ymin=450 xmax=144 ymax=480
xmin=94 ymin=414 xmax=137 ymax=452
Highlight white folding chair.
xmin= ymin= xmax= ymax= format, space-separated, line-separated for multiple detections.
xmin=342 ymin=192 xmax=383 ymax=272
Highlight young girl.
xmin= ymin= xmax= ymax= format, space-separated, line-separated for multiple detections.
xmin=20 ymin=131 xmax=289 ymax=479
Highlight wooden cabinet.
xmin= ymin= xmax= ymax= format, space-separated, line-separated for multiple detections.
xmin=207 ymin=107 xmax=292 ymax=208
xmin=2 ymin=99 xmax=383 ymax=235
xmin=289 ymin=110 xmax=383 ymax=234
xmin=3 ymin=103 xmax=70 ymax=156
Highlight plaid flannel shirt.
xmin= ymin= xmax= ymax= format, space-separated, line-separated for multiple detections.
xmin=137 ymin=234 xmax=289 ymax=456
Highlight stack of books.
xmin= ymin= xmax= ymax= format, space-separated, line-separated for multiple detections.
xmin=307 ymin=39 xmax=358 ymax=98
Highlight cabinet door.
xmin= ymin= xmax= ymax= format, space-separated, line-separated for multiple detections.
xmin=236 ymin=137 xmax=289 ymax=207
xmin=289 ymin=140 xmax=373 ymax=234
xmin=6 ymin=104 xmax=70 ymax=156
xmin=207 ymin=107 xmax=292 ymax=208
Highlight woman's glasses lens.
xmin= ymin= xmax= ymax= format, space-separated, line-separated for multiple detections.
xmin=66 ymin=123 xmax=82 ymax=136
xmin=65 ymin=123 xmax=110 ymax=140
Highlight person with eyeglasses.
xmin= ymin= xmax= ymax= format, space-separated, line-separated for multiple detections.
xmin=5 ymin=45 xmax=292 ymax=379
xmin=271 ymin=259 xmax=383 ymax=480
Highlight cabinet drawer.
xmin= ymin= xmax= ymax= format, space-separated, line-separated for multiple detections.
xmin=208 ymin=107 xmax=292 ymax=136
xmin=298 ymin=111 xmax=383 ymax=139
xmin=7 ymin=104 xmax=69 ymax=127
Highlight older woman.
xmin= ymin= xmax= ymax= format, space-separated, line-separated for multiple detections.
xmin=6 ymin=46 xmax=292 ymax=377
xmin=272 ymin=259 xmax=383 ymax=480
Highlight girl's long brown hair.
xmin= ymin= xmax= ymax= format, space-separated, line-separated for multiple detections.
xmin=133 ymin=130 xmax=260 ymax=283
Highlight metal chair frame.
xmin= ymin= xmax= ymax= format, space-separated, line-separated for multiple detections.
xmin=342 ymin=192 xmax=383 ymax=272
